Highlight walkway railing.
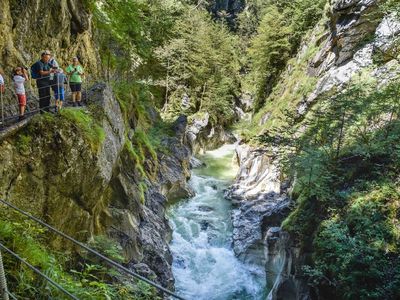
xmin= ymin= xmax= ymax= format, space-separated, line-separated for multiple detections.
xmin=0 ymin=199 xmax=186 ymax=300
xmin=0 ymin=73 xmax=93 ymax=128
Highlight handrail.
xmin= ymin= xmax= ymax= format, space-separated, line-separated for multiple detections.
xmin=0 ymin=74 xmax=94 ymax=128
xmin=0 ymin=199 xmax=186 ymax=300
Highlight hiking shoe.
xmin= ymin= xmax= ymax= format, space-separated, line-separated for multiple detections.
xmin=73 ymin=102 xmax=77 ymax=107
xmin=78 ymin=102 xmax=82 ymax=107
xmin=18 ymin=115 xmax=25 ymax=121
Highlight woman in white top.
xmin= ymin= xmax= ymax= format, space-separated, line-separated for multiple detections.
xmin=13 ymin=67 xmax=29 ymax=120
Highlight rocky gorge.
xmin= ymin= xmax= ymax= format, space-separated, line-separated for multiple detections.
xmin=0 ymin=0 xmax=399 ymax=299
xmin=226 ymin=0 xmax=400 ymax=299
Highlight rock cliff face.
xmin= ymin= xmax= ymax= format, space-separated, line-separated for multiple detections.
xmin=227 ymin=1 xmax=400 ymax=299
xmin=186 ymin=112 xmax=236 ymax=154
xmin=0 ymin=84 xmax=193 ymax=288
xmin=0 ymin=0 xmax=98 ymax=71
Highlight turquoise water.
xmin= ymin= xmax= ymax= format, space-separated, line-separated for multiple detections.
xmin=167 ymin=145 xmax=267 ymax=300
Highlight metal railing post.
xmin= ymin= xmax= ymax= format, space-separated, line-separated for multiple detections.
xmin=1 ymin=87 xmax=4 ymax=127
xmin=85 ymin=75 xmax=88 ymax=103
xmin=0 ymin=250 xmax=9 ymax=300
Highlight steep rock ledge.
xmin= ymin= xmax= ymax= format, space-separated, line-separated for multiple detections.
xmin=0 ymin=84 xmax=193 ymax=289
xmin=186 ymin=112 xmax=236 ymax=154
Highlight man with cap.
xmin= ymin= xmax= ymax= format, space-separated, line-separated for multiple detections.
xmin=32 ymin=50 xmax=56 ymax=112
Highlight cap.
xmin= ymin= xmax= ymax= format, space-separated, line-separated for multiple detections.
xmin=41 ymin=50 xmax=51 ymax=56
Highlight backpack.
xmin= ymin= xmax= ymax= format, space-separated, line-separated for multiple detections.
xmin=30 ymin=61 xmax=41 ymax=79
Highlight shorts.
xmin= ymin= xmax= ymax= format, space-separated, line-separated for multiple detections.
xmin=17 ymin=94 xmax=26 ymax=106
xmin=70 ymin=83 xmax=82 ymax=92
xmin=53 ymin=87 xmax=65 ymax=101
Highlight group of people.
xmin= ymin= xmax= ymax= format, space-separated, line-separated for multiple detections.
xmin=0 ymin=50 xmax=85 ymax=121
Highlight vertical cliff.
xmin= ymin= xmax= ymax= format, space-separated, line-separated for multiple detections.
xmin=0 ymin=0 xmax=98 ymax=71
xmin=227 ymin=0 xmax=400 ymax=298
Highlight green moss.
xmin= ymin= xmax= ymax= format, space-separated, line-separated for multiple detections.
xmin=15 ymin=134 xmax=32 ymax=154
xmin=138 ymin=181 xmax=147 ymax=205
xmin=124 ymin=139 xmax=147 ymax=178
xmin=60 ymin=109 xmax=105 ymax=152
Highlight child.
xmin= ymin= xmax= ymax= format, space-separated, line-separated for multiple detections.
xmin=0 ymin=72 xmax=4 ymax=93
xmin=13 ymin=67 xmax=28 ymax=120
xmin=52 ymin=68 xmax=67 ymax=111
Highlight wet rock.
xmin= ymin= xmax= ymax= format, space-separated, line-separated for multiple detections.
xmin=131 ymin=263 xmax=157 ymax=279
xmin=172 ymin=115 xmax=188 ymax=142
xmin=200 ymin=220 xmax=210 ymax=231
xmin=174 ymin=256 xmax=187 ymax=269
xmin=197 ymin=205 xmax=214 ymax=212
xmin=265 ymin=229 xmax=311 ymax=300
xmin=190 ymin=157 xmax=206 ymax=169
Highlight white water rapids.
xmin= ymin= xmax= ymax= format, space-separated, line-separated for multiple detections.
xmin=167 ymin=145 xmax=267 ymax=300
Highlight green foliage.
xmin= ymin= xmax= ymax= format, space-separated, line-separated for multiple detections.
xmin=87 ymin=235 xmax=125 ymax=263
xmin=309 ymin=185 xmax=400 ymax=299
xmin=94 ymin=0 xmax=183 ymax=80
xmin=279 ymin=77 xmax=400 ymax=298
xmin=156 ymin=8 xmax=241 ymax=126
xmin=246 ymin=0 xmax=327 ymax=110
xmin=0 ymin=218 xmax=159 ymax=299
xmin=15 ymin=133 xmax=32 ymax=154
xmin=60 ymin=108 xmax=105 ymax=152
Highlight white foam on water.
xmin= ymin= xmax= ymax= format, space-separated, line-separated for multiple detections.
xmin=168 ymin=145 xmax=266 ymax=300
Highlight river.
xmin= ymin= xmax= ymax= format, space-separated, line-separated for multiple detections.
xmin=167 ymin=144 xmax=267 ymax=300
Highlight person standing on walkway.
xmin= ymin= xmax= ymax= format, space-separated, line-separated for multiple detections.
xmin=31 ymin=50 xmax=55 ymax=112
xmin=66 ymin=57 xmax=84 ymax=107
xmin=13 ymin=67 xmax=29 ymax=120
xmin=52 ymin=68 xmax=67 ymax=112
xmin=0 ymin=72 xmax=4 ymax=94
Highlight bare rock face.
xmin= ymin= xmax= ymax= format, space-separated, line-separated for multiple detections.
xmin=330 ymin=0 xmax=381 ymax=65
xmin=0 ymin=0 xmax=100 ymax=119
xmin=0 ymin=84 xmax=124 ymax=245
xmin=186 ymin=112 xmax=236 ymax=154
xmin=225 ymin=144 xmax=293 ymax=263
xmin=298 ymin=0 xmax=400 ymax=117
xmin=0 ymin=0 xmax=98 ymax=71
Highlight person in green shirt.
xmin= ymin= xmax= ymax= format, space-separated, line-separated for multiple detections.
xmin=66 ymin=57 xmax=84 ymax=107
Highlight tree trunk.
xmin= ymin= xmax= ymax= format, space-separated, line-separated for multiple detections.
xmin=162 ymin=59 xmax=170 ymax=113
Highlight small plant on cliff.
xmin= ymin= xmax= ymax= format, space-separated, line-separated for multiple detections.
xmin=60 ymin=108 xmax=106 ymax=152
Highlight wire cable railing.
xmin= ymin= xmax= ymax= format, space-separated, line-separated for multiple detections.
xmin=0 ymin=199 xmax=186 ymax=300
xmin=0 ymin=73 xmax=93 ymax=128
xmin=0 ymin=242 xmax=79 ymax=300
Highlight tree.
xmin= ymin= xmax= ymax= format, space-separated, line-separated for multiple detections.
xmin=155 ymin=8 xmax=240 ymax=125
